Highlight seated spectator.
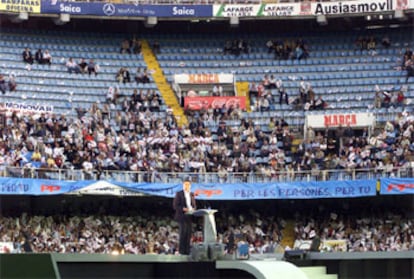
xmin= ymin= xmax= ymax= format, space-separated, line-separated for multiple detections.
xmin=405 ymin=55 xmax=414 ymax=83
xmin=212 ymin=85 xmax=223 ymax=96
xmin=66 ymin=58 xmax=81 ymax=74
xmin=42 ymin=50 xmax=52 ymax=65
xmin=131 ymin=37 xmax=142 ymax=54
xmin=223 ymin=40 xmax=232 ymax=55
xmin=0 ymin=74 xmax=6 ymax=94
xmin=248 ymin=82 xmax=259 ymax=100
xmin=22 ymin=48 xmax=33 ymax=64
xmin=279 ymin=89 xmax=289 ymax=105
xmin=313 ymin=96 xmax=326 ymax=110
xmin=135 ymin=68 xmax=143 ymax=83
xmin=381 ymin=91 xmax=392 ymax=107
xmin=87 ymin=59 xmax=98 ymax=76
xmin=382 ymin=36 xmax=391 ymax=48
xmin=120 ymin=39 xmax=131 ymax=54
xmin=35 ymin=48 xmax=43 ymax=64
xmin=141 ymin=68 xmax=150 ymax=83
xmin=367 ymin=37 xmax=376 ymax=50
xmin=78 ymin=58 xmax=88 ymax=73
xmin=396 ymin=90 xmax=405 ymax=106
xmin=8 ymin=74 xmax=16 ymax=92
xmin=116 ymin=67 xmax=131 ymax=83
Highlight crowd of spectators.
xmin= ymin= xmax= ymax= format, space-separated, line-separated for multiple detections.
xmin=120 ymin=37 xmax=142 ymax=55
xmin=116 ymin=67 xmax=151 ymax=84
xmin=266 ymin=38 xmax=309 ymax=60
xmin=1 ymin=199 xmax=412 ymax=255
xmin=223 ymin=39 xmax=250 ymax=56
xmin=0 ymin=91 xmax=413 ymax=182
xmin=294 ymin=209 xmax=413 ymax=252
xmin=0 ymin=202 xmax=284 ymax=255
xmin=22 ymin=47 xmax=52 ymax=66
xmin=402 ymin=47 xmax=414 ymax=83
xmin=249 ymin=77 xmax=327 ymax=112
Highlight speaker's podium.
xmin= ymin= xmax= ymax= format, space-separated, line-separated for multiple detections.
xmin=189 ymin=208 xmax=224 ymax=261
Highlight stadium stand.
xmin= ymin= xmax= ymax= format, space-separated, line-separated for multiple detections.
xmin=0 ymin=25 xmax=413 ymax=184
xmin=0 ymin=195 xmax=412 ymax=254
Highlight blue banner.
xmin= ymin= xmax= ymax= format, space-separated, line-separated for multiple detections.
xmin=41 ymin=1 xmax=212 ymax=17
xmin=380 ymin=177 xmax=414 ymax=195
xmin=0 ymin=177 xmax=377 ymax=199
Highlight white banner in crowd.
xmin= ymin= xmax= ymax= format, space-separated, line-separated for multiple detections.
xmin=306 ymin=112 xmax=375 ymax=129
xmin=69 ymin=181 xmax=143 ymax=196
xmin=1 ymin=102 xmax=53 ymax=113
xmin=174 ymin=73 xmax=234 ymax=84
xmin=294 ymin=239 xmax=347 ymax=251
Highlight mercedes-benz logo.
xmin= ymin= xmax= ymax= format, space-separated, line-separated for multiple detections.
xmin=103 ymin=3 xmax=116 ymax=16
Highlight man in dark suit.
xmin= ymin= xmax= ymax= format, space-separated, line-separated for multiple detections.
xmin=173 ymin=178 xmax=196 ymax=255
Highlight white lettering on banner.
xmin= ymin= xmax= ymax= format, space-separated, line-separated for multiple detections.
xmin=324 ymin=114 xmax=357 ymax=127
xmin=215 ymin=4 xmax=260 ymax=17
xmin=184 ymin=96 xmax=246 ymax=110
xmin=5 ymin=102 xmax=53 ymax=113
xmin=314 ymin=0 xmax=393 ymax=15
xmin=306 ymin=113 xmax=375 ymax=129
xmin=172 ymin=6 xmax=195 ymax=16
xmin=59 ymin=3 xmax=81 ymax=13
xmin=262 ymin=5 xmax=294 ymax=16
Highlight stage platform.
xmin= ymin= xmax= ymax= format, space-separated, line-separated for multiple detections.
xmin=0 ymin=252 xmax=413 ymax=279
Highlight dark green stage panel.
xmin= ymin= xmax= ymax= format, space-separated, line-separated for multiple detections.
xmin=0 ymin=254 xmax=58 ymax=279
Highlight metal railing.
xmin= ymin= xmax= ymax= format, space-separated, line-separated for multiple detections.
xmin=1 ymin=166 xmax=412 ymax=183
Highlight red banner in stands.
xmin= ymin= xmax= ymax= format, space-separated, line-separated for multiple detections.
xmin=184 ymin=96 xmax=246 ymax=110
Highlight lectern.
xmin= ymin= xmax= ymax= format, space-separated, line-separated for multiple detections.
xmin=191 ymin=208 xmax=218 ymax=244
xmin=189 ymin=208 xmax=224 ymax=261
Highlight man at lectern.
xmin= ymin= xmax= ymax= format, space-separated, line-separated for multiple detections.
xmin=173 ymin=177 xmax=197 ymax=255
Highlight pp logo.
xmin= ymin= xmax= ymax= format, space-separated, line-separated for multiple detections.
xmin=103 ymin=3 xmax=116 ymax=16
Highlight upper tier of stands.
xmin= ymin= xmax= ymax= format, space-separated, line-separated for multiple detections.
xmin=157 ymin=28 xmax=413 ymax=127
xmin=0 ymin=29 xmax=164 ymax=117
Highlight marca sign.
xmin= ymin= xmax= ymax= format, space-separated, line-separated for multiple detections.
xmin=174 ymin=73 xmax=234 ymax=84
xmin=311 ymin=0 xmax=393 ymax=15
xmin=306 ymin=113 xmax=375 ymax=128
